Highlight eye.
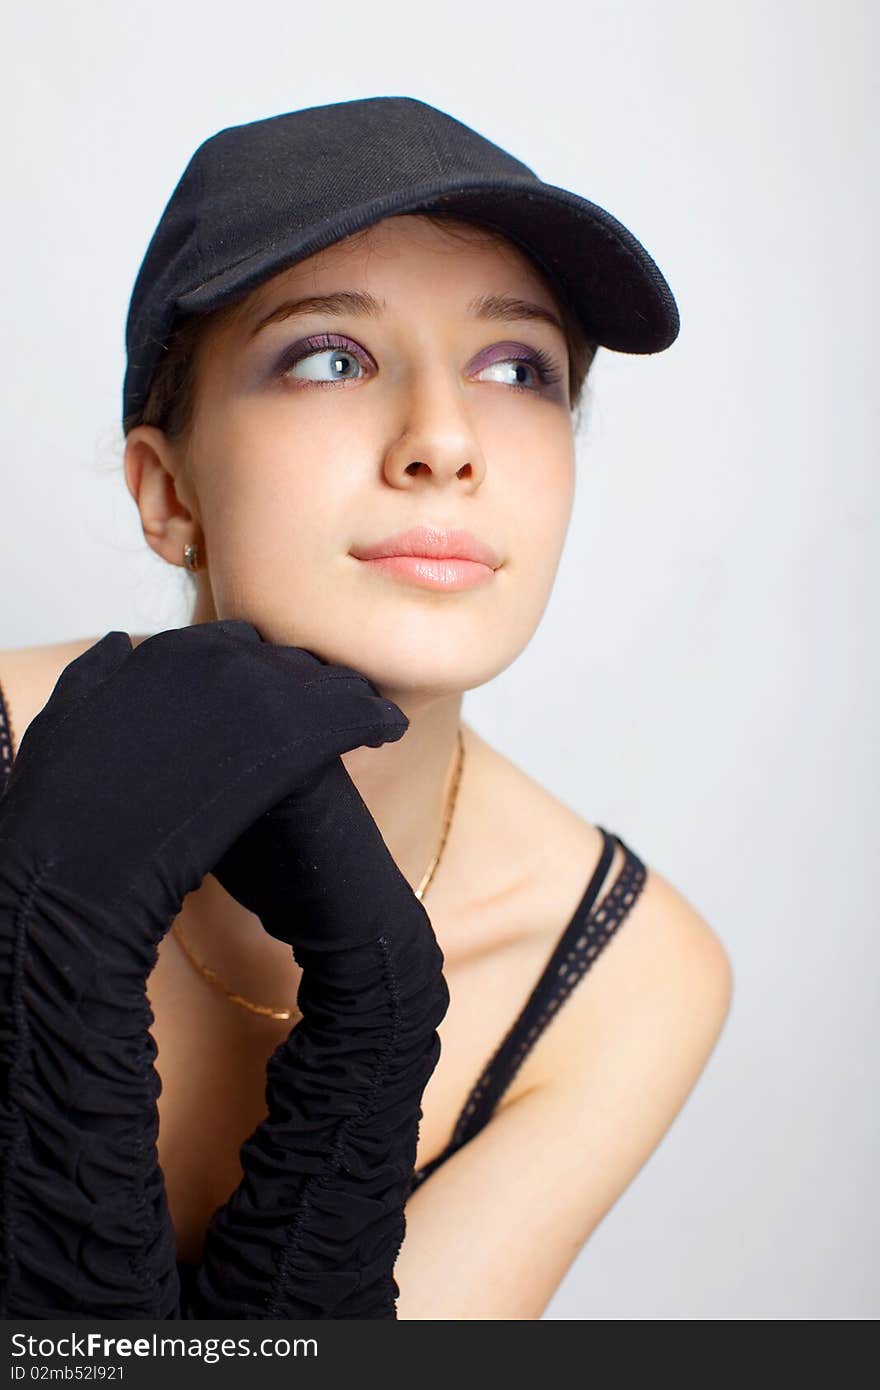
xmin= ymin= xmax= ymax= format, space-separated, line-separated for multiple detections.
xmin=474 ymin=349 xmax=562 ymax=393
xmin=278 ymin=333 xmax=369 ymax=386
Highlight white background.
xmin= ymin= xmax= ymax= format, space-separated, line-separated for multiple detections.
xmin=2 ymin=0 xmax=875 ymax=1318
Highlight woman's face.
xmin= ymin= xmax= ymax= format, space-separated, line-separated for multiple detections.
xmin=176 ymin=214 xmax=576 ymax=701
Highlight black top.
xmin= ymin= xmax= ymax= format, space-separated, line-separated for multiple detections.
xmin=0 ymin=672 xmax=647 ymax=1231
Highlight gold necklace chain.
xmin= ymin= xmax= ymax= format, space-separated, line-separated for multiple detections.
xmin=171 ymin=725 xmax=465 ymax=1022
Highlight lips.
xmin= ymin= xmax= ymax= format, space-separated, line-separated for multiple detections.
xmin=350 ymin=525 xmax=502 ymax=570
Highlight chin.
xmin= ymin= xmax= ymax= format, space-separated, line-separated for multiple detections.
xmin=345 ymin=650 xmax=510 ymax=703
xmin=257 ymin=609 xmax=528 ymax=695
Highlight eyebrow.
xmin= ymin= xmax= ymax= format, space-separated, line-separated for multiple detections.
xmin=246 ymin=288 xmax=565 ymax=340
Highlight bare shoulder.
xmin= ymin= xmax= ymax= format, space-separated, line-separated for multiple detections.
xmin=0 ymin=632 xmax=154 ymax=760
xmin=461 ymin=723 xmax=734 ymax=1088
xmin=396 ymin=730 xmax=734 ymax=1317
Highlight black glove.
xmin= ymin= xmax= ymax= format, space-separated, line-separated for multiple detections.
xmin=182 ymin=752 xmax=450 ymax=1318
xmin=0 ymin=621 xmax=408 ymax=1318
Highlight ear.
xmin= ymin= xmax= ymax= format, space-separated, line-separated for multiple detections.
xmin=124 ymin=425 xmax=202 ymax=571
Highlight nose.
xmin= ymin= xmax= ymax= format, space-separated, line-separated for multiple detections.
xmin=381 ymin=370 xmax=487 ymax=492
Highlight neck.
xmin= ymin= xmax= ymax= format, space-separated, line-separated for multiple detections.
xmin=339 ymin=697 xmax=464 ymax=893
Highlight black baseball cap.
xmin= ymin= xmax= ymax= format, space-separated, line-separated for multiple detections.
xmin=123 ymin=95 xmax=680 ymax=428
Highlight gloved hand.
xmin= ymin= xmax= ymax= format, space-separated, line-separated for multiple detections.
xmin=0 ymin=620 xmax=409 ymax=1318
xmin=183 ymin=754 xmax=451 ymax=1318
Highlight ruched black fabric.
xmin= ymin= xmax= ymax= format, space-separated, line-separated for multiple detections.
xmin=184 ymin=756 xmax=450 ymax=1317
xmin=185 ymin=929 xmax=446 ymax=1317
xmin=0 ymin=644 xmax=649 ymax=1318
xmin=0 ymin=851 xmax=181 ymax=1315
xmin=0 ymin=624 xmax=448 ymax=1319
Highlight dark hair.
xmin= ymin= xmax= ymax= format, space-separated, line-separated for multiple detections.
xmin=123 ymin=213 xmax=598 ymax=449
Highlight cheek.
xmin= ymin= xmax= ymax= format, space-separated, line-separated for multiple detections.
xmin=507 ymin=436 xmax=575 ymax=560
xmin=194 ymin=412 xmax=354 ymax=555
xmin=190 ymin=447 xmax=352 ymax=626
xmin=502 ymin=453 xmax=575 ymax=629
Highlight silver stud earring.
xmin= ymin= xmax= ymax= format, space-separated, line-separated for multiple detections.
xmin=183 ymin=542 xmax=200 ymax=572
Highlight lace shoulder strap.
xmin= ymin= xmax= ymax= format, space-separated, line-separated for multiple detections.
xmin=0 ymin=673 xmax=15 ymax=792
xmin=410 ymin=827 xmax=648 ymax=1191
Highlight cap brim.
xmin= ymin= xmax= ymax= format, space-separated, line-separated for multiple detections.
xmin=176 ymin=173 xmax=679 ymax=354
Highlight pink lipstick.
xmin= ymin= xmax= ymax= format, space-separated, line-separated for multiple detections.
xmin=350 ymin=526 xmax=502 ymax=592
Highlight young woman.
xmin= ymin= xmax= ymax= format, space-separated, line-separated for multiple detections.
xmin=0 ymin=96 xmax=732 ymax=1320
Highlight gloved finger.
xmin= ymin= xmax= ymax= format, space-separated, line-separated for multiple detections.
xmin=12 ymin=631 xmax=133 ymax=767
xmin=291 ymin=676 xmax=409 ymax=754
xmin=211 ymin=755 xmax=413 ymax=952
